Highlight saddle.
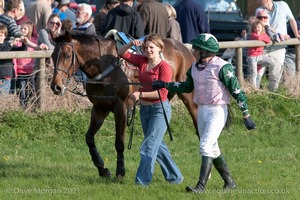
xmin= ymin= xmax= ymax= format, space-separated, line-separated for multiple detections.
xmin=104 ymin=29 xmax=145 ymax=72
xmin=104 ymin=29 xmax=145 ymax=54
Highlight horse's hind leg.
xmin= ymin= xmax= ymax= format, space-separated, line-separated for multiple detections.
xmin=177 ymin=93 xmax=199 ymax=138
xmin=86 ymin=106 xmax=111 ymax=178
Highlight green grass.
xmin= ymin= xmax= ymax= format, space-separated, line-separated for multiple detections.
xmin=0 ymin=92 xmax=299 ymax=200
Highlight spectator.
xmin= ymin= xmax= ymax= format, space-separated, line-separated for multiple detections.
xmin=174 ymin=0 xmax=210 ymax=43
xmin=137 ymin=0 xmax=169 ymax=39
xmin=2 ymin=0 xmax=48 ymax=94
xmin=246 ymin=20 xmax=273 ymax=89
xmin=0 ymin=0 xmax=24 ymax=43
xmin=38 ymin=14 xmax=61 ymax=50
xmin=9 ymin=0 xmax=27 ymax=93
xmin=38 ymin=14 xmax=61 ymax=68
xmin=117 ymin=33 xmax=183 ymax=186
xmin=15 ymin=3 xmax=38 ymax=40
xmin=255 ymin=10 xmax=288 ymax=87
xmin=15 ymin=21 xmax=47 ymax=108
xmin=25 ymin=0 xmax=53 ymax=33
xmin=256 ymin=10 xmax=284 ymax=43
xmin=72 ymin=3 xmax=96 ymax=36
xmin=284 ymin=12 xmax=300 ymax=77
xmin=0 ymin=23 xmax=26 ymax=95
xmin=93 ymin=0 xmax=120 ymax=37
xmin=163 ymin=2 xmax=182 ymax=42
xmin=256 ymin=0 xmax=300 ymax=91
xmin=152 ymin=33 xmax=256 ymax=193
xmin=104 ymin=0 xmax=144 ymax=39
xmin=72 ymin=3 xmax=96 ymax=92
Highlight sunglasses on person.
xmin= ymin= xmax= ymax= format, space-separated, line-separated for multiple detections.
xmin=49 ymin=21 xmax=61 ymax=27
xmin=257 ymin=16 xmax=268 ymax=19
xmin=76 ymin=11 xmax=85 ymax=15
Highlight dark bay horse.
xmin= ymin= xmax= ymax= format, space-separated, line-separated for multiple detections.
xmin=50 ymin=31 xmax=197 ymax=179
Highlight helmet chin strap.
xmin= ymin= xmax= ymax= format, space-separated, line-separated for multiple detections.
xmin=197 ymin=50 xmax=211 ymax=64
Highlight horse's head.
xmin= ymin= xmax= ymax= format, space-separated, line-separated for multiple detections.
xmin=51 ymin=31 xmax=78 ymax=95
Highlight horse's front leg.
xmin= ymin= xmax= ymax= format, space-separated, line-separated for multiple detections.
xmin=86 ymin=106 xmax=111 ymax=177
xmin=113 ymin=101 xmax=127 ymax=179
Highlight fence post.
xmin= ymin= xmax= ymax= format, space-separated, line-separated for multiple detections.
xmin=295 ymin=44 xmax=300 ymax=72
xmin=36 ymin=58 xmax=46 ymax=111
xmin=235 ymin=47 xmax=244 ymax=86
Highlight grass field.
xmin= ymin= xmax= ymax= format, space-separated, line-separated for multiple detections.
xmin=0 ymin=90 xmax=299 ymax=200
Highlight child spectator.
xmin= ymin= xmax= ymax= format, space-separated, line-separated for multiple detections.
xmin=0 ymin=23 xmax=26 ymax=95
xmin=163 ymin=3 xmax=182 ymax=42
xmin=246 ymin=20 xmax=273 ymax=89
xmin=14 ymin=21 xmax=44 ymax=107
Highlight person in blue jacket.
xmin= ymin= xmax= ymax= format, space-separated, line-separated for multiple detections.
xmin=174 ymin=0 xmax=210 ymax=43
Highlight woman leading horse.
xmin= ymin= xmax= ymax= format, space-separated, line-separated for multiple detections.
xmin=50 ymin=31 xmax=197 ymax=179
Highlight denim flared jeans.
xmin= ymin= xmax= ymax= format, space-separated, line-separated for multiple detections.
xmin=135 ymin=100 xmax=183 ymax=185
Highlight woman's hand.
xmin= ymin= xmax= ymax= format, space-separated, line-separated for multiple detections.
xmin=37 ymin=43 xmax=49 ymax=50
xmin=132 ymin=40 xmax=143 ymax=47
xmin=129 ymin=91 xmax=140 ymax=102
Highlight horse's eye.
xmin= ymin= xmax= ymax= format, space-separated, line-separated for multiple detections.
xmin=65 ymin=54 xmax=72 ymax=60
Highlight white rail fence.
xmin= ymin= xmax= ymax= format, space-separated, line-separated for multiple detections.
xmin=0 ymin=39 xmax=299 ymax=110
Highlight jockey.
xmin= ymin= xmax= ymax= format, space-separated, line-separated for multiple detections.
xmin=152 ymin=33 xmax=256 ymax=193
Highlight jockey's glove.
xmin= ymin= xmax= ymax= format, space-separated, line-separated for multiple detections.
xmin=152 ymin=80 xmax=166 ymax=90
xmin=244 ymin=116 xmax=256 ymax=130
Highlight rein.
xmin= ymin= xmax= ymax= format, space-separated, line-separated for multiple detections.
xmin=127 ymin=100 xmax=137 ymax=149
xmin=54 ymin=39 xmax=152 ymax=97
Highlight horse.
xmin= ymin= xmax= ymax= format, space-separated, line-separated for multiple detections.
xmin=50 ymin=31 xmax=197 ymax=179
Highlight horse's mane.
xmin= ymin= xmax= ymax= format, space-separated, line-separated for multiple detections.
xmin=71 ymin=34 xmax=99 ymax=44
xmin=54 ymin=32 xmax=102 ymax=45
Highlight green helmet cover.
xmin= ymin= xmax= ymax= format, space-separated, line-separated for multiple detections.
xmin=190 ymin=33 xmax=219 ymax=53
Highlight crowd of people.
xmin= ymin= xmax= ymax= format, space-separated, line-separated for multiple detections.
xmin=0 ymin=0 xmax=299 ymax=194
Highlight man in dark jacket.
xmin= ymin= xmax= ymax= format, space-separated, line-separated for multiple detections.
xmin=104 ymin=0 xmax=144 ymax=38
xmin=137 ymin=0 xmax=168 ymax=39
xmin=174 ymin=0 xmax=210 ymax=43
xmin=72 ymin=3 xmax=97 ymax=36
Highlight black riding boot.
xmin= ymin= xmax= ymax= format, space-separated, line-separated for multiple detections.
xmin=213 ymin=154 xmax=237 ymax=190
xmin=186 ymin=156 xmax=213 ymax=193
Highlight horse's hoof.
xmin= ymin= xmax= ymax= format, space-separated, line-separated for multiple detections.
xmin=98 ymin=168 xmax=111 ymax=178
xmin=116 ymin=174 xmax=124 ymax=180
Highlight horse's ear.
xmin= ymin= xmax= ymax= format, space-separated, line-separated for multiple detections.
xmin=65 ymin=30 xmax=72 ymax=42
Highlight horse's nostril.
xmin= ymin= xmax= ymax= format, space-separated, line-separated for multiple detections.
xmin=55 ymin=85 xmax=62 ymax=92
xmin=51 ymin=85 xmax=62 ymax=94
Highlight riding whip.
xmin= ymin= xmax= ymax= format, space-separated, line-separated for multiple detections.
xmin=157 ymin=89 xmax=173 ymax=141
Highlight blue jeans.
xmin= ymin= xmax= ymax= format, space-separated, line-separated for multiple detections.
xmin=0 ymin=79 xmax=11 ymax=95
xmin=17 ymin=74 xmax=36 ymax=107
xmin=135 ymin=101 xmax=183 ymax=185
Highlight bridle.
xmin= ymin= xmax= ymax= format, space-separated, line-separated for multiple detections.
xmin=54 ymin=41 xmax=82 ymax=81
